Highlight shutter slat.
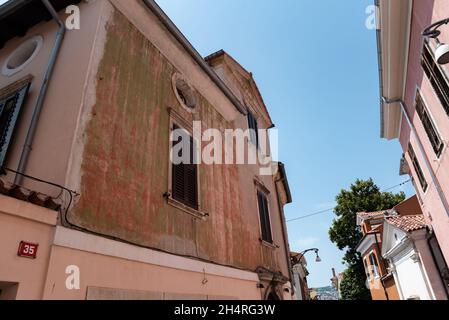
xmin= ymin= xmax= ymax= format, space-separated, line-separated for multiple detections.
xmin=421 ymin=43 xmax=449 ymax=116
xmin=0 ymin=83 xmax=30 ymax=168
xmin=257 ymin=191 xmax=272 ymax=243
xmin=171 ymin=124 xmax=198 ymax=210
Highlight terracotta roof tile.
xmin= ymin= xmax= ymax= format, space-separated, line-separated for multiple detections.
xmin=386 ymin=215 xmax=427 ymax=232
xmin=0 ymin=178 xmax=61 ymax=211
xmin=356 ymin=210 xmax=386 ymax=218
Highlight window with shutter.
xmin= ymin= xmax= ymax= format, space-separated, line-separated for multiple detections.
xmin=408 ymin=143 xmax=428 ymax=192
xmin=257 ymin=190 xmax=273 ymax=243
xmin=428 ymin=234 xmax=449 ymax=295
xmin=171 ymin=124 xmax=198 ymax=210
xmin=415 ymin=91 xmax=444 ymax=157
xmin=421 ymin=42 xmax=449 ymax=116
xmin=0 ymin=82 xmax=30 ymax=169
xmin=247 ymin=111 xmax=259 ymax=149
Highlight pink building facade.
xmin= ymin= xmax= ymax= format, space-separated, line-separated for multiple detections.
xmin=378 ymin=0 xmax=449 ymax=296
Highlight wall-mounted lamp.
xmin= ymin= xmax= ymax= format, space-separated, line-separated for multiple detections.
xmin=293 ymin=248 xmax=322 ymax=265
xmin=423 ymin=18 xmax=449 ymax=65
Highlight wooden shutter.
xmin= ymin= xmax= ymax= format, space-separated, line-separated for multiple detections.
xmin=171 ymin=124 xmax=198 ymax=210
xmin=408 ymin=143 xmax=428 ymax=192
xmin=415 ymin=92 xmax=444 ymax=157
xmin=184 ymin=135 xmax=198 ymax=209
xmin=257 ymin=191 xmax=273 ymax=243
xmin=421 ymin=43 xmax=449 ymax=116
xmin=0 ymin=82 xmax=30 ymax=168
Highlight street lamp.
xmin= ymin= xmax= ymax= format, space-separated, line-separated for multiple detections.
xmin=292 ymin=248 xmax=321 ymax=265
xmin=290 ymin=248 xmax=321 ymax=301
xmin=423 ymin=18 xmax=449 ymax=65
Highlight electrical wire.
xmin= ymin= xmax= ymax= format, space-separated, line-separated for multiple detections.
xmin=382 ymin=179 xmax=411 ymax=191
xmin=286 ymin=179 xmax=411 ymax=223
xmin=287 ymin=208 xmax=334 ymax=222
xmin=2 ymin=167 xmax=79 ymax=228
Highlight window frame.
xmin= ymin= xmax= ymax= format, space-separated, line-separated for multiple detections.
xmin=421 ymin=41 xmax=449 ymax=117
xmin=0 ymin=79 xmax=31 ymax=169
xmin=171 ymin=73 xmax=197 ymax=113
xmin=171 ymin=122 xmax=198 ymax=210
xmin=414 ymin=88 xmax=444 ymax=158
xmin=247 ymin=110 xmax=259 ymax=149
xmin=166 ymin=109 xmax=206 ymax=219
xmin=407 ymin=143 xmax=428 ymax=193
xmin=368 ymin=251 xmax=380 ymax=279
xmin=363 ymin=257 xmax=372 ymax=282
xmin=255 ymin=188 xmax=274 ymax=245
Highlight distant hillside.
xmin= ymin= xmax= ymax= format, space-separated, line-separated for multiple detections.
xmin=310 ymin=286 xmax=339 ymax=300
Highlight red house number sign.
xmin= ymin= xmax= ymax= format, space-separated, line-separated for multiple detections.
xmin=17 ymin=241 xmax=38 ymax=259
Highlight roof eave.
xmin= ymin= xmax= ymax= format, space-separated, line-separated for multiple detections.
xmin=377 ymin=0 xmax=413 ymax=140
xmin=278 ymin=162 xmax=292 ymax=204
xmin=205 ymin=49 xmax=274 ymax=126
xmin=356 ymin=232 xmax=378 ymax=255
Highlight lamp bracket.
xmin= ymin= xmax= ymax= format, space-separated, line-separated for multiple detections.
xmin=423 ymin=18 xmax=449 ymax=39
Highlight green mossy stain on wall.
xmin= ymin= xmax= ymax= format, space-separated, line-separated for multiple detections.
xmin=72 ymin=7 xmax=279 ymax=273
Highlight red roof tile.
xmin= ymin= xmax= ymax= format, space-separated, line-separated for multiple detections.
xmin=356 ymin=210 xmax=386 ymax=219
xmin=386 ymin=215 xmax=427 ymax=232
xmin=0 ymin=178 xmax=61 ymax=211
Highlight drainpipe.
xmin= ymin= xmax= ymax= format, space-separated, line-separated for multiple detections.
xmin=382 ymin=97 xmax=449 ymax=218
xmin=274 ymin=172 xmax=295 ymax=298
xmin=14 ymin=0 xmax=66 ymax=185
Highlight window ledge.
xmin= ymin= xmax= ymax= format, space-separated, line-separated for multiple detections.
xmin=260 ymin=239 xmax=278 ymax=249
xmin=167 ymin=196 xmax=208 ymax=220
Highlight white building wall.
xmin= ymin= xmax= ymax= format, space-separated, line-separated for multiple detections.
xmin=394 ymin=245 xmax=432 ymax=300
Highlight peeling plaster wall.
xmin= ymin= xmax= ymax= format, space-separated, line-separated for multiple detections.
xmin=71 ymin=4 xmax=287 ymax=276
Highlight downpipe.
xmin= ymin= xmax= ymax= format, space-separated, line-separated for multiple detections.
xmin=14 ymin=0 xmax=66 ymax=185
xmin=274 ymin=176 xmax=295 ymax=298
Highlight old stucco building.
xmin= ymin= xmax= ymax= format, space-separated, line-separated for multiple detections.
xmin=0 ymin=0 xmax=293 ymax=299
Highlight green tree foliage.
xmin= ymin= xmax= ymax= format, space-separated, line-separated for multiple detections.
xmin=339 ymin=263 xmax=372 ymax=301
xmin=329 ymin=178 xmax=405 ymax=300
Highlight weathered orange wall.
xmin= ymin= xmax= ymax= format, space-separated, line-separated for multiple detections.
xmin=72 ymin=7 xmax=283 ymax=275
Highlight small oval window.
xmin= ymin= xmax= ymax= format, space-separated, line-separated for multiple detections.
xmin=172 ymin=73 xmax=196 ymax=110
xmin=2 ymin=36 xmax=43 ymax=76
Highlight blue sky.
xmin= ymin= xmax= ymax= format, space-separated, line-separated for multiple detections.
xmin=157 ymin=0 xmax=414 ymax=287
